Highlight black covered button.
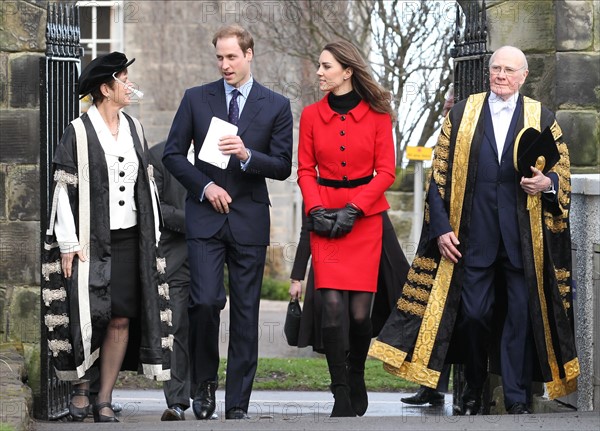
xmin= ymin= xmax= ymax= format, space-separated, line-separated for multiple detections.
xmin=118 ymin=200 xmax=125 ymax=206
xmin=340 ymin=115 xmax=346 ymax=121
xmin=340 ymin=146 xmax=346 ymax=151
xmin=341 ymin=161 xmax=347 ymax=167
xmin=119 ymin=186 xmax=125 ymax=192
xmin=118 ymin=156 xmax=124 ymax=162
xmin=342 ymin=175 xmax=348 ymax=181
xmin=340 ymin=130 xmax=346 ymax=136
xmin=119 ymin=171 xmax=125 ymax=177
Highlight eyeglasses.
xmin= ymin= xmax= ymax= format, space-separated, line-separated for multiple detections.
xmin=112 ymin=72 xmax=144 ymax=99
xmin=489 ymin=65 xmax=526 ymax=76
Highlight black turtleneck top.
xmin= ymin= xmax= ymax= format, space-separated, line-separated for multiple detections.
xmin=327 ymin=90 xmax=362 ymax=114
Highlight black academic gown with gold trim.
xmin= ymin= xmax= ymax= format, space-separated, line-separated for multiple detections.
xmin=369 ymin=92 xmax=579 ymax=400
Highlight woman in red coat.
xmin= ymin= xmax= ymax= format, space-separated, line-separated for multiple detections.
xmin=297 ymin=40 xmax=396 ymax=417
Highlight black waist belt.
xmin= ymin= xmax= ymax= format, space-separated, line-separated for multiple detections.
xmin=317 ymin=175 xmax=373 ymax=188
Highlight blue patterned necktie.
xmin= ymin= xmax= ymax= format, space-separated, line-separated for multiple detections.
xmin=228 ymin=89 xmax=240 ymax=125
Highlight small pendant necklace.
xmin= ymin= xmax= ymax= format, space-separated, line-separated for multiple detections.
xmin=111 ymin=117 xmax=120 ymax=137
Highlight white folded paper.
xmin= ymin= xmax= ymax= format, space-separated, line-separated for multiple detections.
xmin=198 ymin=117 xmax=238 ymax=169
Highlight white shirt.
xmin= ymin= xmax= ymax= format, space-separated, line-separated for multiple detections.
xmin=488 ymin=92 xmax=518 ymax=164
xmin=54 ymin=106 xmax=139 ymax=252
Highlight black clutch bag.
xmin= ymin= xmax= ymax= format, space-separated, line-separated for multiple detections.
xmin=284 ymin=298 xmax=302 ymax=346
xmin=513 ymin=126 xmax=560 ymax=177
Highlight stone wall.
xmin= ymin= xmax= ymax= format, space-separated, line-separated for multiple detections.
xmin=486 ymin=0 xmax=600 ymax=173
xmin=0 ymin=0 xmax=45 ymax=343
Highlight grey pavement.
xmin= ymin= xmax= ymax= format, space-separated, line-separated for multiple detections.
xmin=29 ymin=388 xmax=600 ymax=431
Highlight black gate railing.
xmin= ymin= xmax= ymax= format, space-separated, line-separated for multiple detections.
xmin=38 ymin=1 xmax=82 ymax=421
xmin=452 ymin=0 xmax=491 ymax=102
xmin=450 ymin=0 xmax=491 ymax=415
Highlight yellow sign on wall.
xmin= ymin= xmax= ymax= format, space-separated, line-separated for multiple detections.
xmin=406 ymin=146 xmax=433 ymax=161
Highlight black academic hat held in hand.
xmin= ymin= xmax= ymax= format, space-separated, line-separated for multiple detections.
xmin=78 ymin=52 xmax=135 ymax=98
xmin=513 ymin=126 xmax=560 ymax=177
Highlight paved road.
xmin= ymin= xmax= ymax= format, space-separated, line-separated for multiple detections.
xmin=30 ymin=388 xmax=599 ymax=431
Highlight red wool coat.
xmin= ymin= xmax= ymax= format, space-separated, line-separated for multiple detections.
xmin=297 ymin=96 xmax=396 ymax=292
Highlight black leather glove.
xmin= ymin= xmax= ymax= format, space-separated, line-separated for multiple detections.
xmin=330 ymin=204 xmax=363 ymax=238
xmin=307 ymin=207 xmax=338 ymax=237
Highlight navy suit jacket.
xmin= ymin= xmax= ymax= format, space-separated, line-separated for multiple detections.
xmin=162 ymin=79 xmax=293 ymax=246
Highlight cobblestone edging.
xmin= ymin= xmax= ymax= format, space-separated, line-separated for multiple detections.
xmin=0 ymin=344 xmax=33 ymax=431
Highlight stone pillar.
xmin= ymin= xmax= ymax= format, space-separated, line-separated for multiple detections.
xmin=570 ymin=174 xmax=600 ymax=412
xmin=0 ymin=0 xmax=46 ymax=396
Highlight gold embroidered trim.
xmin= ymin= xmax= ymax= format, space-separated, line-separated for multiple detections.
xmin=412 ymin=256 xmax=438 ymax=272
xmin=156 ymin=257 xmax=166 ymax=274
xmin=160 ymin=309 xmax=173 ymax=326
xmin=42 ymin=261 xmax=62 ymax=281
xmin=407 ymin=270 xmax=435 ymax=288
xmin=158 ymin=283 xmax=170 ymax=300
xmin=550 ymin=120 xmax=563 ymax=141
xmin=546 ymin=358 xmax=579 ymax=399
xmin=397 ymin=298 xmax=426 ymax=317
xmin=42 ymin=287 xmax=67 ymax=306
xmin=368 ymin=340 xmax=407 ymax=370
xmin=54 ymin=169 xmax=78 ymax=187
xmin=403 ymin=285 xmax=431 ymax=303
xmin=48 ymin=339 xmax=72 ymax=357
xmin=524 ymin=97 xmax=564 ymax=387
xmin=45 ymin=314 xmax=69 ymax=331
xmin=555 ymin=268 xmax=571 ymax=281
xmin=558 ymin=284 xmax=571 ymax=297
xmin=161 ymin=334 xmax=174 ymax=350
xmin=544 ymin=212 xmax=568 ymax=233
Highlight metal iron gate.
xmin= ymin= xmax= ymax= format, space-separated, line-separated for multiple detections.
xmin=450 ymin=0 xmax=491 ymax=415
xmin=38 ymin=1 xmax=82 ymax=420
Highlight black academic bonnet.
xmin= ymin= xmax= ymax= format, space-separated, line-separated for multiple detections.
xmin=78 ymin=52 xmax=135 ymax=98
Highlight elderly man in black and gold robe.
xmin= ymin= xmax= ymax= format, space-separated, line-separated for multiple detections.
xmin=369 ymin=46 xmax=578 ymax=415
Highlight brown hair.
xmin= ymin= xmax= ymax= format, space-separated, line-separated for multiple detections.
xmin=89 ymin=69 xmax=127 ymax=106
xmin=323 ymin=40 xmax=394 ymax=119
xmin=212 ymin=24 xmax=254 ymax=55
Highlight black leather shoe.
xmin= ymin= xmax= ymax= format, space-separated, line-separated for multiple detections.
xmin=69 ymin=388 xmax=90 ymax=421
xmin=401 ymin=387 xmax=444 ymax=406
xmin=507 ymin=402 xmax=531 ymax=414
xmin=225 ymin=407 xmax=250 ymax=420
xmin=93 ymin=402 xmax=119 ymax=423
xmin=460 ymin=386 xmax=482 ymax=416
xmin=161 ymin=405 xmax=186 ymax=421
xmin=192 ymin=380 xmax=218 ymax=420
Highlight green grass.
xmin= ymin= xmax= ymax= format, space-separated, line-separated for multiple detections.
xmin=116 ymin=358 xmax=418 ymax=392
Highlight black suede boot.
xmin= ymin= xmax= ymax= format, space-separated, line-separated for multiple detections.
xmin=347 ymin=321 xmax=371 ymax=416
xmin=322 ymin=327 xmax=356 ymax=417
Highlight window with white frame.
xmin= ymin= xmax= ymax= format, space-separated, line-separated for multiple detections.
xmin=77 ymin=1 xmax=125 ymax=67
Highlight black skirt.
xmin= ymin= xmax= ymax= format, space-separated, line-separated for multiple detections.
xmin=110 ymin=226 xmax=141 ymax=318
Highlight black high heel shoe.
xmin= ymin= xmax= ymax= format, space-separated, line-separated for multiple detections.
xmin=68 ymin=388 xmax=90 ymax=421
xmin=93 ymin=402 xmax=119 ymax=423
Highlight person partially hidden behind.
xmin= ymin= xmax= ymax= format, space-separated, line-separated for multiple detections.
xmin=369 ymin=46 xmax=578 ymax=416
xmin=162 ymin=25 xmax=293 ymax=420
xmin=150 ymin=141 xmax=206 ymax=421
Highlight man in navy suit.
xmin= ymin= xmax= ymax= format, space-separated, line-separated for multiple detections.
xmin=162 ymin=25 xmax=293 ymax=420
xmin=429 ymin=46 xmax=573 ymax=415
xmin=370 ymin=45 xmax=577 ymax=417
